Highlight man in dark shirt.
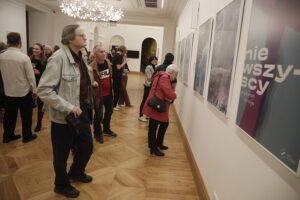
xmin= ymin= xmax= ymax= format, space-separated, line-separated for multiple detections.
xmin=112 ymin=45 xmax=128 ymax=110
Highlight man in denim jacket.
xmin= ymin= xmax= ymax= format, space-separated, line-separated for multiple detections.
xmin=37 ymin=24 xmax=93 ymax=198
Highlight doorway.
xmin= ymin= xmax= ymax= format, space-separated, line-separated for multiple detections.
xmin=140 ymin=38 xmax=157 ymax=73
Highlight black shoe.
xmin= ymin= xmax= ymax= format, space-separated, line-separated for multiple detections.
xmin=3 ymin=134 xmax=21 ymax=143
xmin=54 ymin=185 xmax=80 ymax=198
xmin=69 ymin=173 xmax=93 ymax=183
xmin=34 ymin=124 xmax=41 ymax=132
xmin=22 ymin=134 xmax=37 ymax=143
xmin=95 ymin=136 xmax=104 ymax=143
xmin=150 ymin=148 xmax=165 ymax=156
xmin=158 ymin=145 xmax=168 ymax=150
xmin=103 ymin=130 xmax=117 ymax=137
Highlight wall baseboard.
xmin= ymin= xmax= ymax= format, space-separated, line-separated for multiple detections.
xmin=171 ymin=105 xmax=210 ymax=200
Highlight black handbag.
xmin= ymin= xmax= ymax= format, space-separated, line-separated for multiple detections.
xmin=65 ymin=113 xmax=85 ymax=135
xmin=148 ymin=74 xmax=166 ymax=112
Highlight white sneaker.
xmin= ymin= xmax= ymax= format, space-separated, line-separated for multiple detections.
xmin=116 ymin=105 xmax=121 ymax=109
xmin=139 ymin=116 xmax=148 ymax=122
xmin=113 ymin=107 xmax=119 ymax=111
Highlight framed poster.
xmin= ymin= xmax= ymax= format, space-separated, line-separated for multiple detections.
xmin=236 ymin=0 xmax=300 ymax=176
xmin=182 ymin=33 xmax=194 ymax=86
xmin=178 ymin=39 xmax=186 ymax=82
xmin=193 ymin=18 xmax=213 ymax=96
xmin=207 ymin=0 xmax=244 ymax=114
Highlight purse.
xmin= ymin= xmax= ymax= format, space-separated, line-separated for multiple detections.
xmin=65 ymin=113 xmax=85 ymax=135
xmin=148 ymin=74 xmax=166 ymax=112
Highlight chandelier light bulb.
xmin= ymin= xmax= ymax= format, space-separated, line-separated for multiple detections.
xmin=59 ymin=0 xmax=124 ymax=22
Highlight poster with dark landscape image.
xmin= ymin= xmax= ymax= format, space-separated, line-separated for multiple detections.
xmin=193 ymin=18 xmax=213 ymax=96
xmin=182 ymin=33 xmax=194 ymax=86
xmin=207 ymin=0 xmax=244 ymax=114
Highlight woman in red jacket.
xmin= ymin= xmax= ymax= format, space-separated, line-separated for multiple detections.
xmin=143 ymin=64 xmax=178 ymax=156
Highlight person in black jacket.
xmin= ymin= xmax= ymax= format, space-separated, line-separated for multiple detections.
xmin=154 ymin=53 xmax=174 ymax=73
xmin=30 ymin=43 xmax=46 ymax=132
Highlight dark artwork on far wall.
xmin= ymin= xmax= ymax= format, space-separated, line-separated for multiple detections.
xmin=207 ymin=0 xmax=244 ymax=114
xmin=127 ymin=50 xmax=139 ymax=59
xmin=236 ymin=0 xmax=300 ymax=176
xmin=193 ymin=18 xmax=213 ymax=96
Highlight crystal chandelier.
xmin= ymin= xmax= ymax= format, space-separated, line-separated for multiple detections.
xmin=59 ymin=0 xmax=124 ymax=22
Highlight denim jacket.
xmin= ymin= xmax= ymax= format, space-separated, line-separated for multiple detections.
xmin=37 ymin=45 xmax=92 ymax=124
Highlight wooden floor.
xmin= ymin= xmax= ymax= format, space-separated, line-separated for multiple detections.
xmin=0 ymin=73 xmax=199 ymax=200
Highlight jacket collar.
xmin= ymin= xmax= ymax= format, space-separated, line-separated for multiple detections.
xmin=62 ymin=45 xmax=75 ymax=65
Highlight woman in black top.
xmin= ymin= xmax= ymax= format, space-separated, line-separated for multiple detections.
xmin=31 ymin=43 xmax=46 ymax=132
xmin=112 ymin=46 xmax=127 ymax=110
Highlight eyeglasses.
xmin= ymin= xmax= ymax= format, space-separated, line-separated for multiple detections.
xmin=76 ymin=34 xmax=87 ymax=39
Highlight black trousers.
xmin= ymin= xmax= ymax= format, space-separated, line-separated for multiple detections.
xmin=102 ymin=95 xmax=113 ymax=132
xmin=113 ymin=77 xmax=122 ymax=108
xmin=36 ymin=97 xmax=44 ymax=126
xmin=51 ymin=104 xmax=93 ymax=188
xmin=93 ymin=97 xmax=103 ymax=138
xmin=3 ymin=91 xmax=33 ymax=140
xmin=148 ymin=118 xmax=169 ymax=149
xmin=139 ymin=85 xmax=151 ymax=117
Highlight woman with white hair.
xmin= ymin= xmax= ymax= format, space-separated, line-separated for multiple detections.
xmin=142 ymin=64 xmax=178 ymax=156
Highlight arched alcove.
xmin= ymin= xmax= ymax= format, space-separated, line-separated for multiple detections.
xmin=109 ymin=35 xmax=125 ymax=50
xmin=140 ymin=37 xmax=157 ymax=73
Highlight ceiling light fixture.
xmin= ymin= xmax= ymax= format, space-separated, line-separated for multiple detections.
xmin=59 ymin=0 xmax=124 ymax=22
xmin=162 ymin=0 xmax=164 ymax=8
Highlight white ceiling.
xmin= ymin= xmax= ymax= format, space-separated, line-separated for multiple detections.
xmin=26 ymin=0 xmax=187 ymax=24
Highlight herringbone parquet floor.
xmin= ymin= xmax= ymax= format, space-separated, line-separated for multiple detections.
xmin=0 ymin=73 xmax=199 ymax=200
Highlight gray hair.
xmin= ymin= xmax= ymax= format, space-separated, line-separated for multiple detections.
xmin=44 ymin=45 xmax=52 ymax=50
xmin=61 ymin=24 xmax=80 ymax=45
xmin=166 ymin=64 xmax=179 ymax=74
xmin=93 ymin=45 xmax=104 ymax=53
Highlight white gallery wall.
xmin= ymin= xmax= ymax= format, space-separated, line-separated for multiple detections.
xmin=28 ymin=11 xmax=53 ymax=46
xmin=0 ymin=0 xmax=27 ymax=53
xmin=105 ymin=24 xmax=164 ymax=72
xmin=175 ymin=0 xmax=300 ymax=200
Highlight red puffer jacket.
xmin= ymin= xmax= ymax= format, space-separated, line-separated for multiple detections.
xmin=142 ymin=72 xmax=176 ymax=122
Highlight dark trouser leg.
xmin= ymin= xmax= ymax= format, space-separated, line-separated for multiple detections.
xmin=122 ymin=75 xmax=131 ymax=106
xmin=36 ymin=98 xmax=44 ymax=127
xmin=113 ymin=78 xmax=121 ymax=108
xmin=118 ymin=78 xmax=125 ymax=106
xmin=156 ymin=121 xmax=169 ymax=147
xmin=3 ymin=96 xmax=19 ymax=139
xmin=93 ymin=99 xmax=103 ymax=138
xmin=102 ymin=95 xmax=113 ymax=132
xmin=19 ymin=92 xmax=33 ymax=139
xmin=139 ymin=86 xmax=150 ymax=117
xmin=118 ymin=74 xmax=130 ymax=106
xmin=148 ymin=118 xmax=159 ymax=148
xmin=69 ymin=105 xmax=93 ymax=176
xmin=51 ymin=122 xmax=74 ymax=187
